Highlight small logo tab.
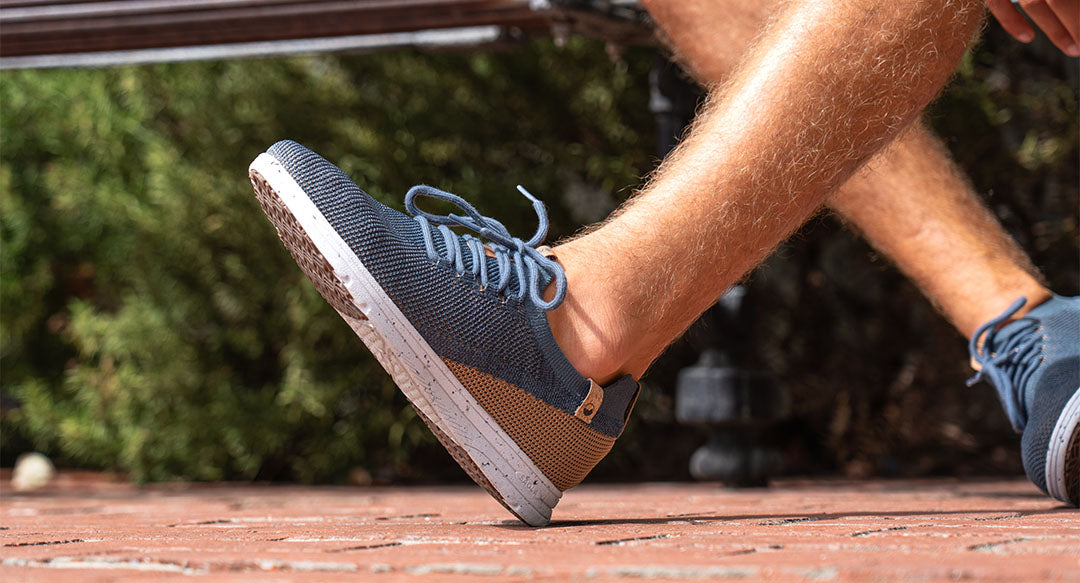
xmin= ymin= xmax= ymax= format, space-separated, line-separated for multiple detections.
xmin=575 ymin=379 xmax=604 ymax=423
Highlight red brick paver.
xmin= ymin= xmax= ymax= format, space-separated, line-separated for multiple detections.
xmin=1 ymin=474 xmax=1077 ymax=582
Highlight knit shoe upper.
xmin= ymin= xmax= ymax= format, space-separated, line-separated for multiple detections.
xmin=968 ymin=295 xmax=1080 ymax=505
xmin=251 ymin=140 xmax=639 ymax=525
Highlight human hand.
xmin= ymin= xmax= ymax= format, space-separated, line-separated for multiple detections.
xmin=986 ymin=0 xmax=1079 ymax=56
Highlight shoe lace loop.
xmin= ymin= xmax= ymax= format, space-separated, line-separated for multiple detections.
xmin=967 ymin=297 xmax=1046 ymax=431
xmin=405 ymin=184 xmax=567 ymax=311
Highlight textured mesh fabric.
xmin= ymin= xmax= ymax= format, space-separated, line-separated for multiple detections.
xmin=1009 ymin=295 xmax=1080 ymax=419
xmin=593 ymin=374 xmax=640 ymax=434
xmin=444 ymin=359 xmax=617 ymax=491
xmin=980 ymin=295 xmax=1080 ymax=500
xmin=266 ymin=140 xmax=628 ymax=437
xmin=1020 ymin=359 xmax=1078 ymax=496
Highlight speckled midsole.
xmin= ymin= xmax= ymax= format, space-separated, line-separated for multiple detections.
xmin=249 ymin=153 xmax=560 ymax=526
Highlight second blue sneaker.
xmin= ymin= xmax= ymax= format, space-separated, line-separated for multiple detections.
xmin=249 ymin=141 xmax=639 ymax=526
xmin=969 ymin=295 xmax=1080 ymax=506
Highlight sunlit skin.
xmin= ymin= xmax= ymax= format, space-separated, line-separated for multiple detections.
xmin=986 ymin=0 xmax=1079 ymax=55
xmin=640 ymin=0 xmax=1055 ymax=339
xmin=544 ymin=0 xmax=988 ymax=384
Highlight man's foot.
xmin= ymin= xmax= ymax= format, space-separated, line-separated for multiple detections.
xmin=968 ymin=295 xmax=1080 ymax=506
xmin=249 ymin=140 xmax=639 ymax=526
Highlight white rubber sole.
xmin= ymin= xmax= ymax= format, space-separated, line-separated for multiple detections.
xmin=1045 ymin=387 xmax=1080 ymax=505
xmin=249 ymin=153 xmax=560 ymax=526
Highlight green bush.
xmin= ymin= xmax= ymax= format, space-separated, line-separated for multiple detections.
xmin=1 ymin=30 xmax=1075 ymax=484
xmin=1 ymin=40 xmax=653 ymax=482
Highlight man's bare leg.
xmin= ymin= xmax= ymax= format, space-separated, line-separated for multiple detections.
xmin=632 ymin=0 xmax=1078 ymax=508
xmin=829 ymin=129 xmax=1050 ymax=337
xmin=640 ymin=0 xmax=1051 ymax=340
xmin=546 ymin=0 xmax=985 ymax=383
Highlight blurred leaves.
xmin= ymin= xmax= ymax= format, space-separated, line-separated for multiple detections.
xmin=1 ymin=28 xmax=1075 ymax=484
xmin=0 ymin=38 xmax=652 ymax=483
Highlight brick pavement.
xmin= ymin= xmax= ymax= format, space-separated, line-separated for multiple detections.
xmin=1 ymin=473 xmax=1078 ymax=582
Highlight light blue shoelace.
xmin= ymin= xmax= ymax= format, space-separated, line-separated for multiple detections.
xmin=967 ymin=297 xmax=1046 ymax=431
xmin=405 ymin=184 xmax=567 ymax=311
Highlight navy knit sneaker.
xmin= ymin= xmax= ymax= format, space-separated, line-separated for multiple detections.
xmin=249 ymin=140 xmax=639 ymax=526
xmin=968 ymin=295 xmax=1080 ymax=506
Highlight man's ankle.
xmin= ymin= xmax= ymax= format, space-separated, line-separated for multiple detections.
xmin=968 ymin=286 xmax=1053 ymax=340
xmin=544 ymin=242 xmax=637 ymax=385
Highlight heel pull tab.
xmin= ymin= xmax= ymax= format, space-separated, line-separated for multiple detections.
xmin=575 ymin=379 xmax=604 ymax=423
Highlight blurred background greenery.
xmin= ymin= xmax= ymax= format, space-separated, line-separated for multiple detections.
xmin=1 ymin=26 xmax=1076 ymax=485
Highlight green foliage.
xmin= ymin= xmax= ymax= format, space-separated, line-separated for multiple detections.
xmin=1 ymin=39 xmax=653 ymax=482
xmin=1 ymin=29 xmax=1075 ymax=484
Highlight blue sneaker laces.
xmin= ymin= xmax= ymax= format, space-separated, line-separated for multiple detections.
xmin=406 ymin=184 xmax=568 ymax=311
xmin=967 ymin=297 xmax=1047 ymax=432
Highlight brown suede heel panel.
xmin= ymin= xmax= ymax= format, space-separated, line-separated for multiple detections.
xmin=443 ymin=359 xmax=616 ymax=491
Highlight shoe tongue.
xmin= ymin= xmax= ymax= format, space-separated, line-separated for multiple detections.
xmin=985 ymin=316 xmax=1041 ymax=428
xmin=994 ymin=316 xmax=1032 ymax=341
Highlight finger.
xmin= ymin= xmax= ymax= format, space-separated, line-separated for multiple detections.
xmin=1046 ymin=0 xmax=1079 ymax=48
xmin=1019 ymin=0 xmax=1080 ymax=55
xmin=988 ymin=0 xmax=1038 ymax=42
